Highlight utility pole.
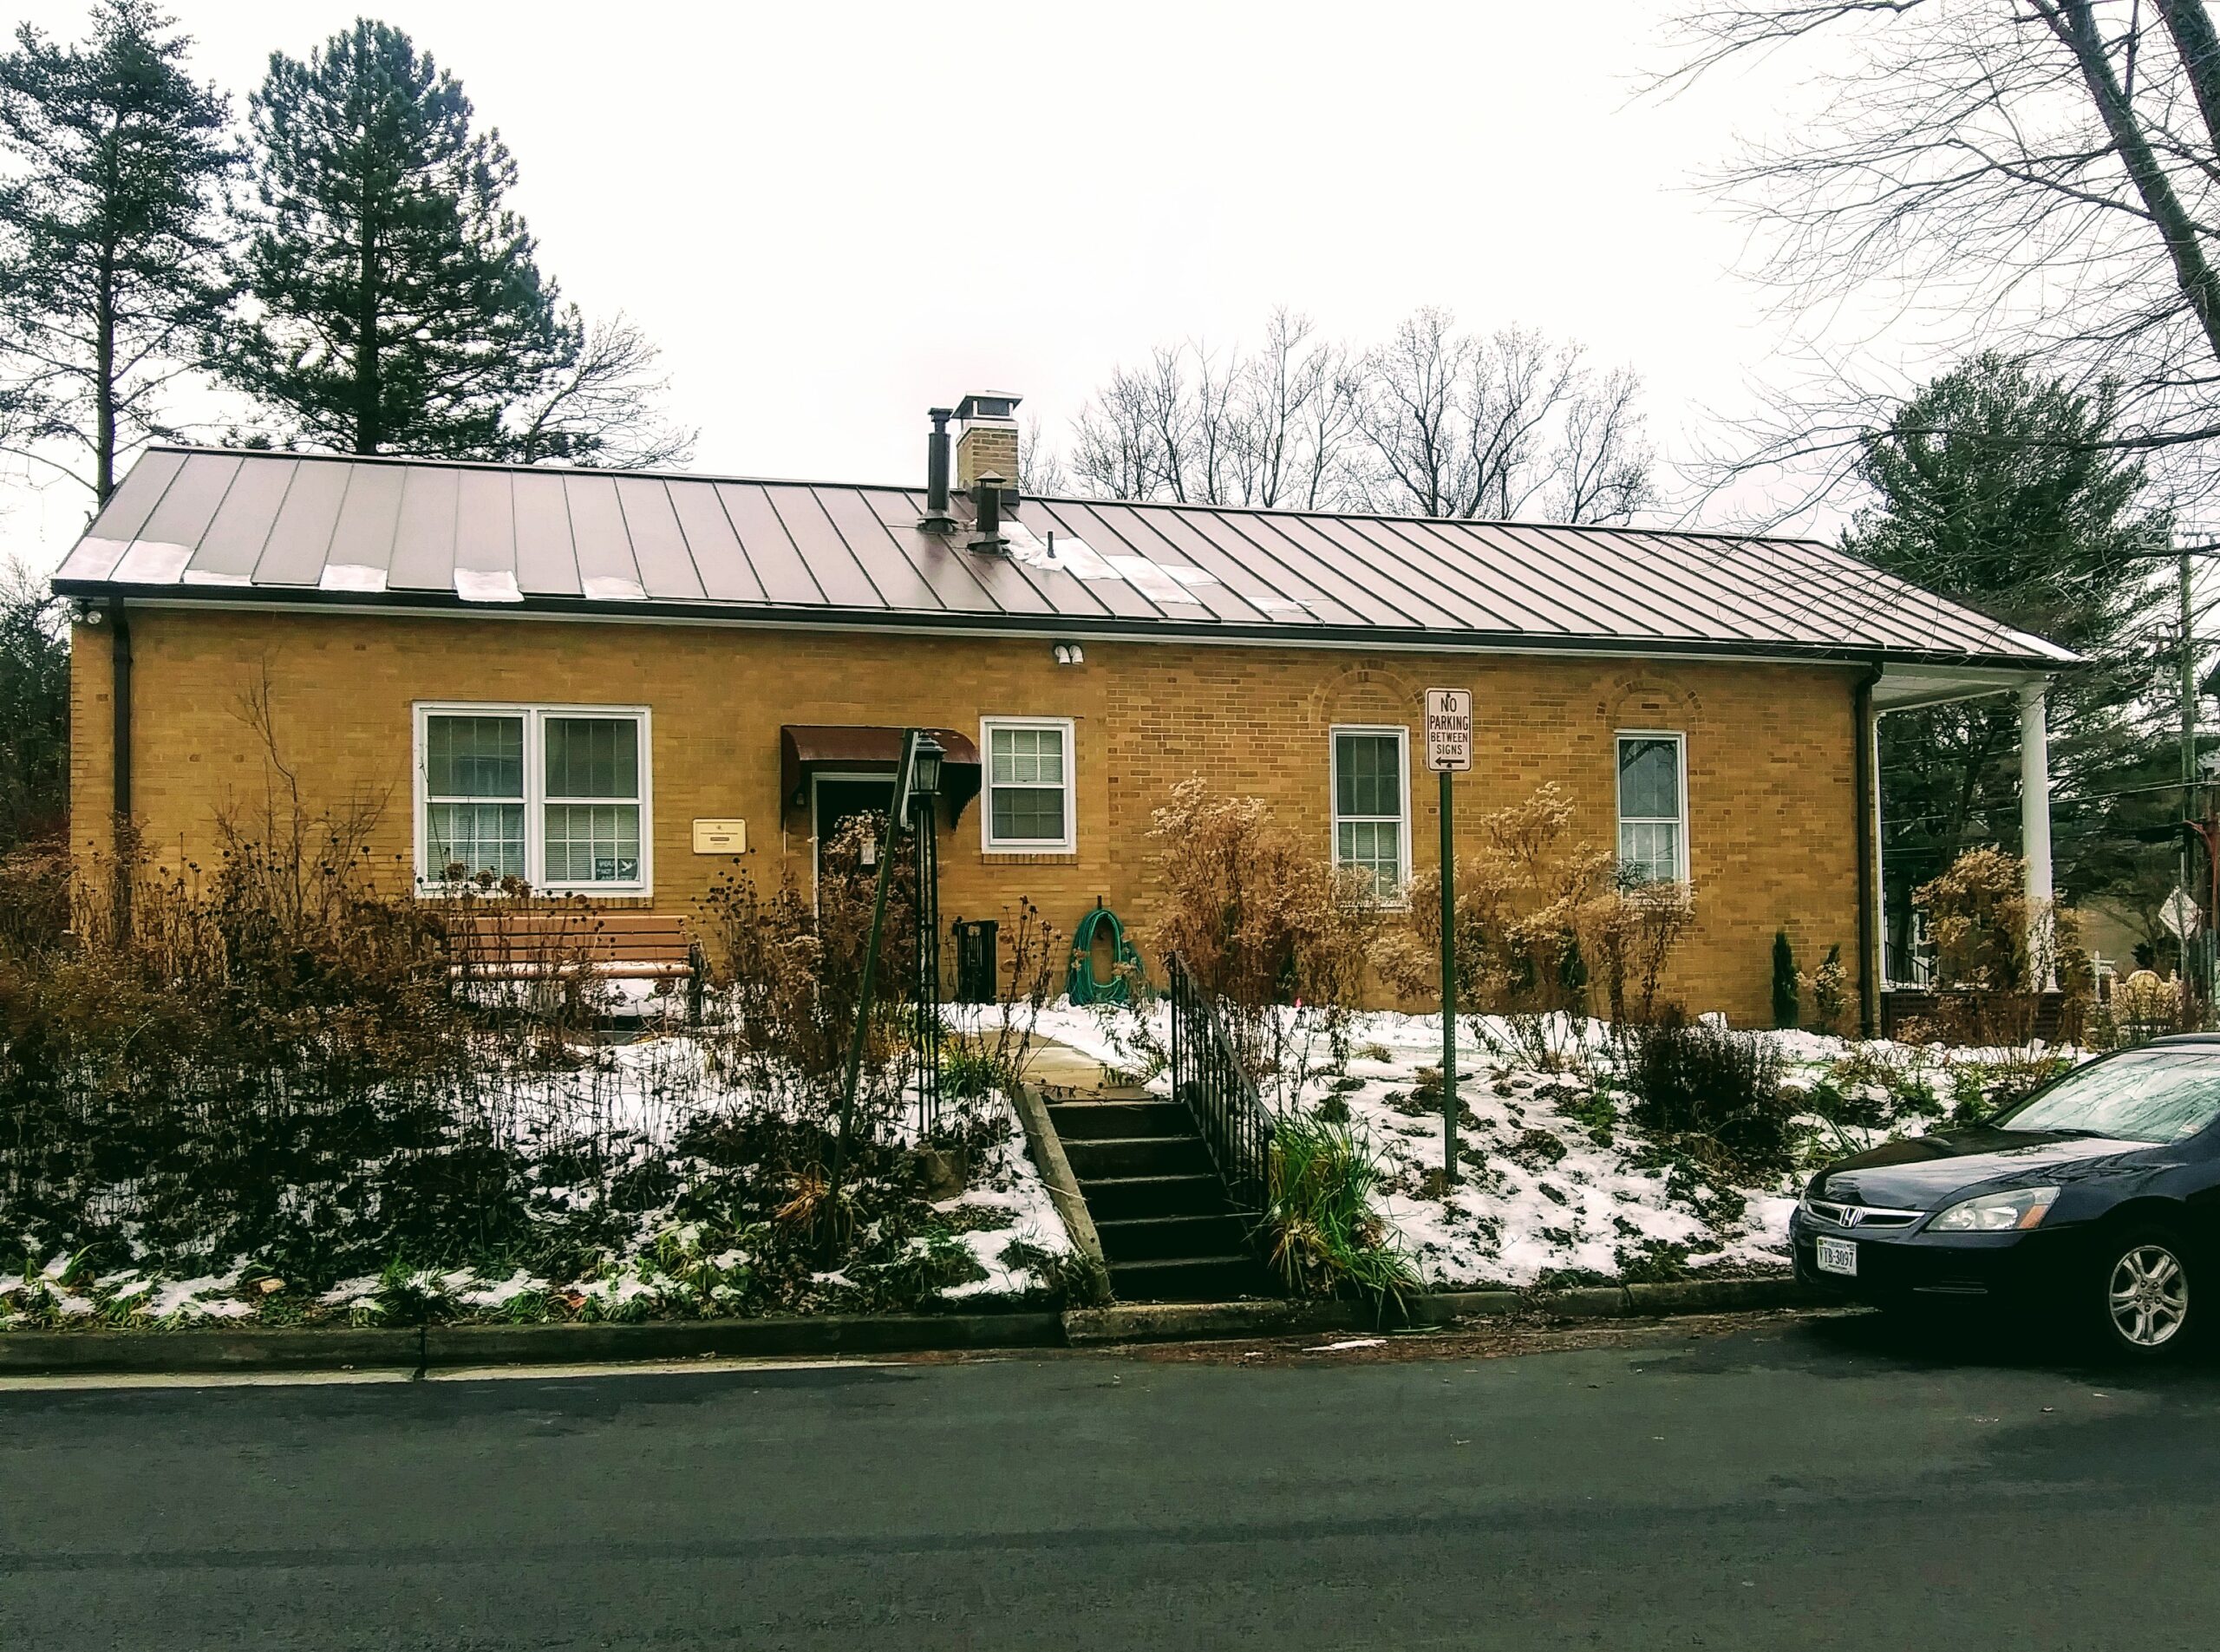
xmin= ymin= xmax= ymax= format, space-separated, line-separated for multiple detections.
xmin=2184 ymin=550 xmax=2204 ymax=1018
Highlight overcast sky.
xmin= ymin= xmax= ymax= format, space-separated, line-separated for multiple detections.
xmin=0 ymin=0 xmax=1838 ymax=572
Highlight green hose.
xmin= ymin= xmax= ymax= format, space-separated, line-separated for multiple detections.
xmin=1068 ymin=904 xmax=1143 ymax=1005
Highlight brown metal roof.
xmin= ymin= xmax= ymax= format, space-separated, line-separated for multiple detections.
xmin=49 ymin=446 xmax=2075 ymax=669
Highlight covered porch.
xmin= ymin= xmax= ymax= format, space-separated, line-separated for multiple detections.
xmin=1862 ymin=661 xmax=2059 ymax=1035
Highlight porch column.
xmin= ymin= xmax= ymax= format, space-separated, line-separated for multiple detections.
xmin=2020 ymin=681 xmax=2054 ymax=981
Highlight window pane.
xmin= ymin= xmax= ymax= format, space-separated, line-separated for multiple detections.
xmin=544 ymin=802 xmax=642 ymax=883
xmin=1619 ymin=819 xmax=1680 ymax=884
xmin=545 ymin=717 xmax=638 ymax=800
xmin=991 ymin=786 xmax=1065 ymax=844
xmin=990 ymin=725 xmax=1064 ymax=787
xmin=1618 ymin=737 xmax=1680 ymax=820
xmin=428 ymin=801 xmax=526 ymax=879
xmin=1337 ymin=819 xmax=1401 ymax=897
xmin=1335 ymin=733 xmax=1402 ymax=820
xmin=426 ymin=715 xmax=523 ymax=799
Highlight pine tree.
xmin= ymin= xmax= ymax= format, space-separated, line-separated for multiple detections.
xmin=1843 ymin=356 xmax=2171 ymax=944
xmin=0 ymin=0 xmax=232 ymax=503
xmin=0 ymin=565 xmax=69 ymax=847
xmin=1771 ymin=930 xmax=1799 ymax=1030
xmin=219 ymin=20 xmax=571 ymax=456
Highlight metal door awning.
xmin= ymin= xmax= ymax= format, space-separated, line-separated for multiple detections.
xmin=780 ymin=725 xmax=981 ymax=819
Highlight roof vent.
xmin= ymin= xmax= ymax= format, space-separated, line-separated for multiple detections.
xmin=970 ymin=473 xmax=1009 ymax=553
xmin=919 ymin=407 xmax=957 ymax=532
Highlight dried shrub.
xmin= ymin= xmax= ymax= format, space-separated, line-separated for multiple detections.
xmin=690 ymin=813 xmax=920 ymax=1133
xmin=0 ymin=841 xmax=71 ymax=963
xmin=1800 ymin=944 xmax=1851 ymax=1038
xmin=1380 ymin=783 xmax=1692 ymax=1068
xmin=1914 ymin=846 xmax=2077 ymax=1047
xmin=1144 ymin=778 xmax=1377 ymax=1107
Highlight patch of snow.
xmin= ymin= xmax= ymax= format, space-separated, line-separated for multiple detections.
xmin=456 ymin=1269 xmax=547 ymax=1309
xmin=114 ymin=539 xmax=192 ymax=582
xmin=454 ymin=567 xmax=522 ymax=603
xmin=147 ymin=1271 xmax=245 ymax=1321
xmin=318 ymin=562 xmax=388 ymax=593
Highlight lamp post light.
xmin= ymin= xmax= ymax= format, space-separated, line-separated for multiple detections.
xmin=827 ymin=729 xmax=949 ymax=1237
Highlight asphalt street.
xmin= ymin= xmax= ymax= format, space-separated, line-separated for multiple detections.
xmin=5 ymin=1310 xmax=2219 ymax=1650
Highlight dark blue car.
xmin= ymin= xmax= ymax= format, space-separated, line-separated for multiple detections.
xmin=1792 ymin=1035 xmax=2220 ymax=1358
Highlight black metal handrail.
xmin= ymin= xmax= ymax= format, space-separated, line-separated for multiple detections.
xmin=1166 ymin=954 xmax=1275 ymax=1218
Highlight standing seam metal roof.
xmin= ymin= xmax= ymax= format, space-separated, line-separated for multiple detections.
xmin=49 ymin=447 xmax=2076 ymax=669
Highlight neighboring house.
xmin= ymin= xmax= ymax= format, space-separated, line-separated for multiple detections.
xmin=50 ymin=394 xmax=2073 ymax=1026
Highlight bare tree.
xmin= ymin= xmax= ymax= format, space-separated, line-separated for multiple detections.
xmin=1069 ymin=308 xmax=1361 ymax=508
xmin=1068 ymin=305 xmax=1648 ymax=521
xmin=1657 ymin=0 xmax=2220 ymax=509
xmin=1016 ymin=415 xmax=1068 ymax=495
xmin=1551 ymin=366 xmax=1656 ymax=523
xmin=1350 ymin=310 xmax=1655 ymax=523
xmin=501 ymin=310 xmax=697 ymax=469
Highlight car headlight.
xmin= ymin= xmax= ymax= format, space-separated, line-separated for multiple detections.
xmin=1926 ymin=1185 xmax=2060 ymax=1233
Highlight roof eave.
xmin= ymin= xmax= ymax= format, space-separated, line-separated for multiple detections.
xmin=50 ymin=578 xmax=2076 ymax=675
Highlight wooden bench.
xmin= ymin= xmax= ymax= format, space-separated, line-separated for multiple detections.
xmin=447 ymin=911 xmax=706 ymax=1021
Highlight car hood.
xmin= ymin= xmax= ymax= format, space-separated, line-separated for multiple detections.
xmin=1812 ymin=1126 xmax=2161 ymax=1211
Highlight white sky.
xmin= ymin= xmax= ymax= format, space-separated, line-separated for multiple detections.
xmin=0 ymin=0 xmax=1840 ymax=572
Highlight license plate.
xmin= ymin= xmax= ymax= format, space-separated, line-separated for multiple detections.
xmin=1817 ymin=1237 xmax=1858 ymax=1277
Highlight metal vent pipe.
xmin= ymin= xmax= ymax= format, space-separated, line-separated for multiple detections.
xmin=919 ymin=407 xmax=957 ymax=531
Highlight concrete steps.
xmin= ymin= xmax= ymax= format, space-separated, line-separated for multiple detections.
xmin=1043 ymin=1094 xmax=1276 ymax=1303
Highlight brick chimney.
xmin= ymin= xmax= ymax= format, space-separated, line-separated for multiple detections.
xmin=954 ymin=392 xmax=1021 ymax=492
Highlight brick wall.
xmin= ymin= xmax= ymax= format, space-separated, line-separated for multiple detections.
xmin=70 ymin=608 xmax=1866 ymax=1023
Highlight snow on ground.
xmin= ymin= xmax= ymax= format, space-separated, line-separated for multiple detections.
xmin=936 ymin=1093 xmax=1075 ymax=1298
xmin=1019 ymin=1002 xmax=2074 ymax=1291
xmin=4 ymin=1030 xmax=1076 ymax=1331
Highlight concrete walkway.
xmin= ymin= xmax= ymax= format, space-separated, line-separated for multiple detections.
xmin=1022 ymin=1035 xmax=1148 ymax=1098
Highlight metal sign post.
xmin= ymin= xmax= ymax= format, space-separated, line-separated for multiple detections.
xmin=1425 ymin=689 xmax=1472 ymax=1185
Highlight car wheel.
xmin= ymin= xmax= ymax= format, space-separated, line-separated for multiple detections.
xmin=2095 ymin=1226 xmax=2195 ymax=1359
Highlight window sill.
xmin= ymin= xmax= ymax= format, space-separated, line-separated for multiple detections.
xmin=415 ymin=883 xmax=655 ymax=903
xmin=977 ymin=849 xmax=1081 ymax=865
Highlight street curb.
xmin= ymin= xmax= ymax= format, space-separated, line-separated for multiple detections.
xmin=1061 ymin=1277 xmax=1819 ymax=1346
xmin=0 ymin=1311 xmax=1066 ymax=1377
xmin=0 ymin=1279 xmax=1818 ymax=1374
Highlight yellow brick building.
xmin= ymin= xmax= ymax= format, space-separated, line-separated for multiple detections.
xmin=54 ymin=399 xmax=2072 ymax=1027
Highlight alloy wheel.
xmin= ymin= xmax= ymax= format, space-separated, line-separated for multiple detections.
xmin=2107 ymin=1243 xmax=2190 ymax=1349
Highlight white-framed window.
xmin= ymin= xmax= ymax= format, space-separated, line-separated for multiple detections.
xmin=414 ymin=702 xmax=652 ymax=894
xmin=1331 ymin=725 xmax=1411 ymax=900
xmin=980 ymin=716 xmax=1076 ymax=853
xmin=1616 ymin=730 xmax=1688 ymax=885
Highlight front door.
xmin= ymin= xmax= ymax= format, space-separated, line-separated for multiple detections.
xmin=812 ymin=774 xmax=895 ymax=897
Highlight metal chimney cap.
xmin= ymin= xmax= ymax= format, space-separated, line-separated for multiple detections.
xmin=955 ymin=392 xmax=1022 ymax=423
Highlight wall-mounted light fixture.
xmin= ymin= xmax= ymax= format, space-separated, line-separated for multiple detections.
xmin=1052 ymin=642 xmax=1085 ymax=666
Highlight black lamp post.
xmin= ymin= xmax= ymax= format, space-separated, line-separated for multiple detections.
xmin=828 ymin=729 xmax=944 ymax=1224
xmin=908 ymin=734 xmax=945 ymax=1132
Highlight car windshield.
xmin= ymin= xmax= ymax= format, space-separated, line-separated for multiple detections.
xmin=1996 ymin=1049 xmax=2220 ymax=1143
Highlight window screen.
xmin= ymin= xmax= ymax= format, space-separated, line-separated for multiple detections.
xmin=1333 ymin=729 xmax=1407 ymax=897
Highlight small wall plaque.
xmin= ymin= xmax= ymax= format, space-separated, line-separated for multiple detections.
xmin=692 ymin=819 xmax=748 ymax=854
